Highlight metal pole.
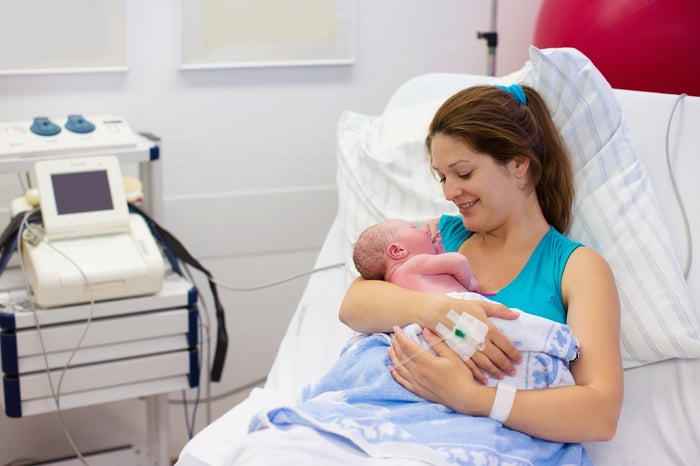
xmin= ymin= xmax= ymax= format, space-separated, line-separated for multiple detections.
xmin=477 ymin=0 xmax=498 ymax=76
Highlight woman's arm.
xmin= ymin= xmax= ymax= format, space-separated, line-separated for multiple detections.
xmin=340 ymin=276 xmax=522 ymax=380
xmin=339 ymin=276 xmax=443 ymax=332
xmin=507 ymin=246 xmax=623 ymax=441
xmin=388 ymin=247 xmax=624 ymax=442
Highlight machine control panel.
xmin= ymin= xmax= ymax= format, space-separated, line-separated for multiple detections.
xmin=0 ymin=114 xmax=137 ymax=158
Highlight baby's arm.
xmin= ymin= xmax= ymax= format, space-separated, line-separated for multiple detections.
xmin=404 ymin=252 xmax=479 ymax=291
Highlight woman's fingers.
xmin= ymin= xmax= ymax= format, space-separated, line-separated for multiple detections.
xmin=388 ymin=326 xmax=432 ymax=395
xmin=472 ymin=327 xmax=521 ymax=379
xmin=483 ymin=300 xmax=520 ymax=320
xmin=489 ymin=323 xmax=522 ymax=366
xmin=464 ymin=358 xmax=488 ymax=385
xmin=421 ymin=328 xmax=460 ymax=362
xmin=388 ymin=326 xmax=425 ymax=369
xmin=445 ymin=300 xmax=522 ymax=377
xmin=479 ymin=346 xmax=512 ymax=379
xmin=425 ymin=323 xmax=514 ymax=382
xmin=424 ymin=327 xmax=486 ymax=382
xmin=389 ymin=326 xmax=478 ymax=407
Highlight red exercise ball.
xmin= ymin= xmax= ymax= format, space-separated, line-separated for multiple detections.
xmin=534 ymin=0 xmax=700 ymax=96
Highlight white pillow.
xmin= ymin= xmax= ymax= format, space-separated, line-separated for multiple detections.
xmin=335 ymin=46 xmax=700 ymax=368
xmin=336 ymin=103 xmax=457 ymax=270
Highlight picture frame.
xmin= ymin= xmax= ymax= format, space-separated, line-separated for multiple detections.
xmin=180 ymin=0 xmax=355 ymax=70
xmin=0 ymin=0 xmax=127 ymax=75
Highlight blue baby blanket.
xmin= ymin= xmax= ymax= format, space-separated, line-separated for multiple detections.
xmin=250 ymin=310 xmax=591 ymax=466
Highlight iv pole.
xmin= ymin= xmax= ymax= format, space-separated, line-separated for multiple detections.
xmin=477 ymin=0 xmax=498 ymax=76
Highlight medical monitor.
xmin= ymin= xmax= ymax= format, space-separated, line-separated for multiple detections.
xmin=34 ymin=156 xmax=130 ymax=239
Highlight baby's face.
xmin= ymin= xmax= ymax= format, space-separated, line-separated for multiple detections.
xmin=388 ymin=220 xmax=440 ymax=255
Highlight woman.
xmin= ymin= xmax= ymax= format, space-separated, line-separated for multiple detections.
xmin=339 ymin=84 xmax=623 ymax=443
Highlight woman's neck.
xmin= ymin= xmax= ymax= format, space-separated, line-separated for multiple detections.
xmin=471 ymin=201 xmax=551 ymax=251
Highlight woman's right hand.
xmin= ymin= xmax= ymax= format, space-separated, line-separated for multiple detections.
xmin=438 ymin=298 xmax=522 ymax=384
xmin=339 ymin=278 xmax=521 ymax=381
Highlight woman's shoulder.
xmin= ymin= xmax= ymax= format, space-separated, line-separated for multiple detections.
xmin=544 ymin=226 xmax=583 ymax=248
xmin=565 ymin=244 xmax=611 ymax=272
xmin=559 ymin=235 xmax=615 ymax=298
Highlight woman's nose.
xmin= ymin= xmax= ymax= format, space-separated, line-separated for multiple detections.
xmin=443 ymin=179 xmax=461 ymax=201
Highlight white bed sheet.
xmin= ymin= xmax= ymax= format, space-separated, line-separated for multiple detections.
xmin=177 ymin=74 xmax=700 ymax=466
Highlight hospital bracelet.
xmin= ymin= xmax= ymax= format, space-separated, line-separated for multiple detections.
xmin=488 ymin=383 xmax=516 ymax=424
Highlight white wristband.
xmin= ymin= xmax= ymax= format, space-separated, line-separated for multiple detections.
xmin=489 ymin=383 xmax=516 ymax=424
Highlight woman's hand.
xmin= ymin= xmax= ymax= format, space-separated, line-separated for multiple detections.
xmin=438 ymin=298 xmax=522 ymax=383
xmin=388 ymin=326 xmax=496 ymax=414
xmin=389 ymin=326 xmax=477 ymax=410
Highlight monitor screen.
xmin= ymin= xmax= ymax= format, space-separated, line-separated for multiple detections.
xmin=51 ymin=170 xmax=114 ymax=215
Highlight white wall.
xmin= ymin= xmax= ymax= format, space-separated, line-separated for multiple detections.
xmin=0 ymin=0 xmax=542 ymax=463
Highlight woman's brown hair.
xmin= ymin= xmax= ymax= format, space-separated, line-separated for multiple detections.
xmin=426 ymin=85 xmax=574 ymax=233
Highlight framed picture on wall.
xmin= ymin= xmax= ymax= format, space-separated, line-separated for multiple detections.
xmin=180 ymin=0 xmax=355 ymax=69
xmin=0 ymin=0 xmax=127 ymax=75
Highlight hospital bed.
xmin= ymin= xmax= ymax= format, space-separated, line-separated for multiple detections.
xmin=176 ymin=47 xmax=700 ymax=465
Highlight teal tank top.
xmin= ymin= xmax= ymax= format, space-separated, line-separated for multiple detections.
xmin=438 ymin=215 xmax=582 ymax=323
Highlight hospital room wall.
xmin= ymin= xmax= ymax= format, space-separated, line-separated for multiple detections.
xmin=0 ymin=0 xmax=543 ymax=462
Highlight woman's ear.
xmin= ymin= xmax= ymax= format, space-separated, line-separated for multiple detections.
xmin=510 ymin=155 xmax=531 ymax=179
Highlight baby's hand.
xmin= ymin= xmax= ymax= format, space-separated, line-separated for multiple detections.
xmin=426 ymin=225 xmax=446 ymax=254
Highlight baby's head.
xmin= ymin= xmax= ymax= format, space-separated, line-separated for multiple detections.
xmin=353 ymin=219 xmax=439 ymax=279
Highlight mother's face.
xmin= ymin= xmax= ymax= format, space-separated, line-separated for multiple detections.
xmin=430 ymin=133 xmax=527 ymax=233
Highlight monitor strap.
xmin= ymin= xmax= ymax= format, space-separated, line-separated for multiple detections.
xmin=129 ymin=204 xmax=229 ymax=382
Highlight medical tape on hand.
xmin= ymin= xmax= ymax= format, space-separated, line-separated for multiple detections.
xmin=435 ymin=310 xmax=488 ymax=361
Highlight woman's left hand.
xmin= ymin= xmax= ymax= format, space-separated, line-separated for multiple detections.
xmin=388 ymin=325 xmax=479 ymax=412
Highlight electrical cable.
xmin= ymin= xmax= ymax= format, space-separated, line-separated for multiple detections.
xmin=184 ymin=263 xmax=212 ymax=427
xmin=210 ymin=261 xmax=346 ymax=292
xmin=664 ymin=93 xmax=692 ymax=278
xmin=17 ymin=210 xmax=94 ymax=466
xmin=15 ymin=172 xmax=27 ymax=194
xmin=3 ymin=458 xmax=39 ymax=466
xmin=169 ymin=376 xmax=268 ymax=405
xmin=180 ymin=264 xmax=205 ymax=438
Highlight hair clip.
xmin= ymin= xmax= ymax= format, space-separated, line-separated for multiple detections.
xmin=495 ymin=84 xmax=527 ymax=104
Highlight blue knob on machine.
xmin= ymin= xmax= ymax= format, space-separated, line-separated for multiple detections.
xmin=30 ymin=116 xmax=62 ymax=136
xmin=65 ymin=114 xmax=96 ymax=134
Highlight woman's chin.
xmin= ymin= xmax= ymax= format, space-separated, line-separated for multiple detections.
xmin=461 ymin=217 xmax=482 ymax=232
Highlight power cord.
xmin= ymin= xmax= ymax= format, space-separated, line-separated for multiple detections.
xmin=3 ymin=459 xmax=39 ymax=466
xmin=15 ymin=172 xmax=29 ymax=194
xmin=17 ymin=209 xmax=94 ymax=466
xmin=180 ymin=264 xmax=207 ymax=438
xmin=210 ymin=262 xmax=346 ymax=292
xmin=664 ymin=93 xmax=692 ymax=278
xmin=170 ymin=376 xmax=267 ymax=405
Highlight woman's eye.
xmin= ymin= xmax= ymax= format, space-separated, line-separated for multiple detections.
xmin=459 ymin=171 xmax=473 ymax=180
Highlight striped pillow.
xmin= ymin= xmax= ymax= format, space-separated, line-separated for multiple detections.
xmin=525 ymin=47 xmax=699 ymax=367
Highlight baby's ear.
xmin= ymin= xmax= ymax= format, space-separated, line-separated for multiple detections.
xmin=387 ymin=243 xmax=407 ymax=259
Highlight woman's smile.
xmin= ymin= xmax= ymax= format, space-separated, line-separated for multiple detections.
xmin=458 ymin=199 xmax=479 ymax=215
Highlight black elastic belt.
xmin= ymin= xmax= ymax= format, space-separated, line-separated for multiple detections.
xmin=129 ymin=204 xmax=228 ymax=382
